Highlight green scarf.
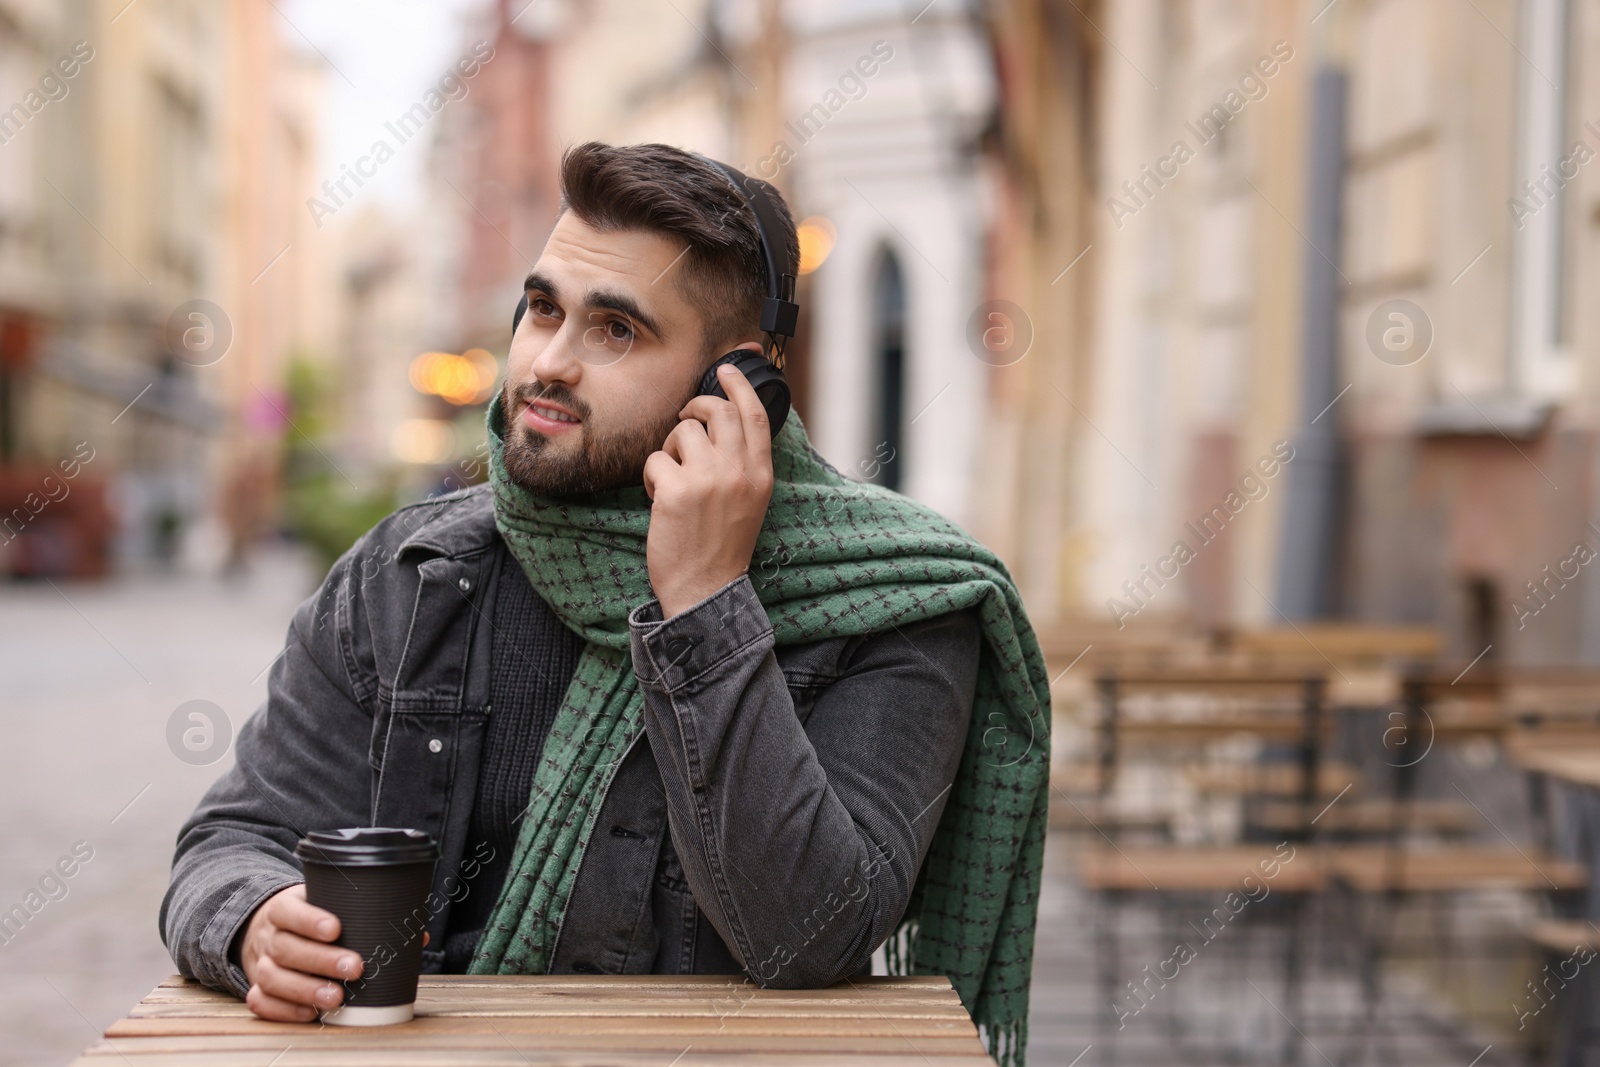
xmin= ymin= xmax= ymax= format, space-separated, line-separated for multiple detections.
xmin=468 ymin=395 xmax=1051 ymax=1066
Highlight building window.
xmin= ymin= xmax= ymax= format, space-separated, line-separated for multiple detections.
xmin=870 ymin=248 xmax=905 ymax=491
xmin=1463 ymin=575 xmax=1498 ymax=661
xmin=1509 ymin=0 xmax=1575 ymax=397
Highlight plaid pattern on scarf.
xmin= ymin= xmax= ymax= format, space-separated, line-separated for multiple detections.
xmin=468 ymin=396 xmax=1051 ymax=1066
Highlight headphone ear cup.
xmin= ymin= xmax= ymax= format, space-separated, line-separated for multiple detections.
xmin=698 ymin=351 xmax=790 ymax=439
xmin=697 ymin=352 xmax=745 ymax=397
xmin=754 ymin=372 xmax=791 ymax=439
xmin=513 ymin=293 xmax=528 ymax=337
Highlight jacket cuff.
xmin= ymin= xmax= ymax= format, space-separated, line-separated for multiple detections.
xmin=197 ymin=873 xmax=305 ymax=998
xmin=629 ymin=573 xmax=772 ymax=694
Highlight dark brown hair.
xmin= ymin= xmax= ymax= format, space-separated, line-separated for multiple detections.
xmin=557 ymin=141 xmax=799 ymax=360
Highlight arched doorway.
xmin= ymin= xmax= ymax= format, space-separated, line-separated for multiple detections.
xmin=870 ymin=248 xmax=906 ymax=490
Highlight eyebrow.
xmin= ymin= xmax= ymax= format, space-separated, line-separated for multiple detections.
xmin=523 ymin=270 xmax=667 ymax=343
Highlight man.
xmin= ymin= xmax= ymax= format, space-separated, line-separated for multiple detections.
xmin=161 ymin=142 xmax=1050 ymax=1065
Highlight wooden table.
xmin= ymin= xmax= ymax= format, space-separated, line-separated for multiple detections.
xmin=1510 ymin=745 xmax=1600 ymax=789
xmin=1075 ymin=844 xmax=1329 ymax=892
xmin=1325 ymin=846 xmax=1588 ymax=892
xmin=1528 ymin=917 xmax=1600 ymax=953
xmin=71 ymin=974 xmax=996 ymax=1066
xmin=1073 ymin=844 xmax=1588 ymax=893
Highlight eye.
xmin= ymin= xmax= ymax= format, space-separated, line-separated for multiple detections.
xmin=529 ymin=296 xmax=560 ymax=321
xmin=606 ymin=319 xmax=633 ymax=343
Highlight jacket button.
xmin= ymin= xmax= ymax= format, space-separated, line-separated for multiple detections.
xmin=664 ymin=636 xmax=694 ymax=664
xmin=428 ymin=738 xmax=443 ymax=753
xmin=457 ymin=577 xmax=472 ymax=592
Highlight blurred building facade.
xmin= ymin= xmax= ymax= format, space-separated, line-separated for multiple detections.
xmin=1055 ymin=0 xmax=1307 ymax=636
xmin=425 ymin=0 xmax=1000 ymax=533
xmin=374 ymin=0 xmax=1600 ymax=672
xmin=0 ymin=0 xmax=332 ymax=577
xmin=976 ymin=0 xmax=1097 ymax=620
xmin=1046 ymin=0 xmax=1600 ymax=666
xmin=1326 ymin=0 xmax=1600 ymax=666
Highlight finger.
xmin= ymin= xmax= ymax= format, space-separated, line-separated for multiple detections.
xmin=269 ymin=928 xmax=362 ymax=981
xmin=678 ymin=423 xmax=747 ymax=489
xmin=660 ymin=421 xmax=686 ymax=464
xmin=712 ymin=362 xmax=772 ymax=461
xmin=270 ymin=890 xmax=341 ymax=942
xmin=662 ymin=417 xmax=723 ymax=467
xmin=679 ymin=393 xmax=747 ymax=455
xmin=663 ymin=416 xmax=717 ymax=466
xmin=245 ymin=983 xmax=318 ymax=1023
xmin=254 ymin=954 xmax=345 ymax=1012
xmin=642 ymin=450 xmax=679 ymax=501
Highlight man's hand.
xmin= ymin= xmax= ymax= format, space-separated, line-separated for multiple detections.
xmin=643 ymin=357 xmax=774 ymax=618
xmin=237 ymin=883 xmax=428 ymax=1021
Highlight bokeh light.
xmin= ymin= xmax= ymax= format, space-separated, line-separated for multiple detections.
xmin=408 ymin=348 xmax=498 ymax=405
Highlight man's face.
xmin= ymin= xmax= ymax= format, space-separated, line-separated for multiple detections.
xmin=500 ymin=212 xmax=720 ymax=495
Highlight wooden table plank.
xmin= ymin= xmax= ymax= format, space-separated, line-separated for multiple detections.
xmin=81 ymin=1036 xmax=985 ymax=1062
xmin=1074 ymin=845 xmax=1324 ymax=892
xmin=1249 ymin=799 xmax=1475 ymax=835
xmin=1326 ymin=846 xmax=1588 ymax=892
xmin=73 ymin=1049 xmax=997 ymax=1066
xmin=108 ymin=1015 xmax=977 ymax=1039
xmin=1074 ymin=844 xmax=1588 ymax=893
xmin=1509 ymin=744 xmax=1600 ymax=789
xmin=76 ymin=976 xmax=992 ymax=1066
xmin=1527 ymin=918 xmax=1600 ymax=954
xmin=1185 ymin=763 xmax=1361 ymax=797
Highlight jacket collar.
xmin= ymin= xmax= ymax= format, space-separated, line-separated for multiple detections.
xmin=395 ymin=483 xmax=501 ymax=559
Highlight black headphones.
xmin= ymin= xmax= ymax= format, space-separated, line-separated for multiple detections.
xmin=512 ymin=156 xmax=797 ymax=439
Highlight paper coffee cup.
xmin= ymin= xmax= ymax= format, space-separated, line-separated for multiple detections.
xmin=295 ymin=827 xmax=440 ymax=1026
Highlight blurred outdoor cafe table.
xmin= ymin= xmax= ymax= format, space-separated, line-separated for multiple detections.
xmin=1511 ymin=743 xmax=1600 ymax=789
xmin=70 ymin=974 xmax=996 ymax=1066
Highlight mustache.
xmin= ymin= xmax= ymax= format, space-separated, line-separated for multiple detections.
xmin=508 ymin=380 xmax=589 ymax=421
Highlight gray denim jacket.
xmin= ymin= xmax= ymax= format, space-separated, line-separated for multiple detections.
xmin=159 ymin=484 xmax=981 ymax=998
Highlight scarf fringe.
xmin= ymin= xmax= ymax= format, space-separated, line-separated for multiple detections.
xmin=979 ymin=1017 xmax=1029 ymax=1067
xmin=883 ymin=918 xmax=918 ymax=976
xmin=888 ymin=918 xmax=1027 ymax=1067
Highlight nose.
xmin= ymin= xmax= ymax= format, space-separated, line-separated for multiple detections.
xmin=527 ymin=318 xmax=583 ymax=390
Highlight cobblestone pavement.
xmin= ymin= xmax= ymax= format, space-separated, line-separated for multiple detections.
xmin=0 ymin=552 xmax=1549 ymax=1066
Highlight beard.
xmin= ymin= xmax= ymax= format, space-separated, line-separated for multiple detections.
xmin=499 ymin=379 xmax=681 ymax=496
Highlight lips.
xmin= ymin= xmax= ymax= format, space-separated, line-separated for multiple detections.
xmin=521 ymin=397 xmax=582 ymax=436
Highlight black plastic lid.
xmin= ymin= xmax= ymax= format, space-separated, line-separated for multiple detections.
xmin=295 ymin=827 xmax=439 ymax=867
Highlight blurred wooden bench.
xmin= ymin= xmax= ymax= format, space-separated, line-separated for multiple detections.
xmin=1091 ymin=667 xmax=1331 ymax=805
xmin=1326 ymin=846 xmax=1587 ymax=892
xmin=1074 ymin=844 xmax=1586 ymax=894
xmin=1216 ymin=624 xmax=1440 ymax=667
xmin=1075 ymin=844 xmax=1328 ymax=893
xmin=1248 ymin=799 xmax=1474 ymax=836
xmin=1527 ymin=918 xmax=1600 ymax=953
xmin=1187 ymin=762 xmax=1361 ymax=798
xmin=1047 ymin=796 xmax=1172 ymax=835
xmin=1509 ymin=745 xmax=1600 ymax=790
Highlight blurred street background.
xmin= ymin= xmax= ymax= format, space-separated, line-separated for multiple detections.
xmin=7 ymin=0 xmax=1600 ymax=1064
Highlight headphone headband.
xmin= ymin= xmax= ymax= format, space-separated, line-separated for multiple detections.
xmin=513 ymin=155 xmax=802 ymax=370
xmin=702 ymin=158 xmax=800 ymax=368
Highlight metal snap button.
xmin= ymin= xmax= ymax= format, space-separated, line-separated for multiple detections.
xmin=457 ymin=577 xmax=471 ymax=592
xmin=428 ymin=738 xmax=443 ymax=753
